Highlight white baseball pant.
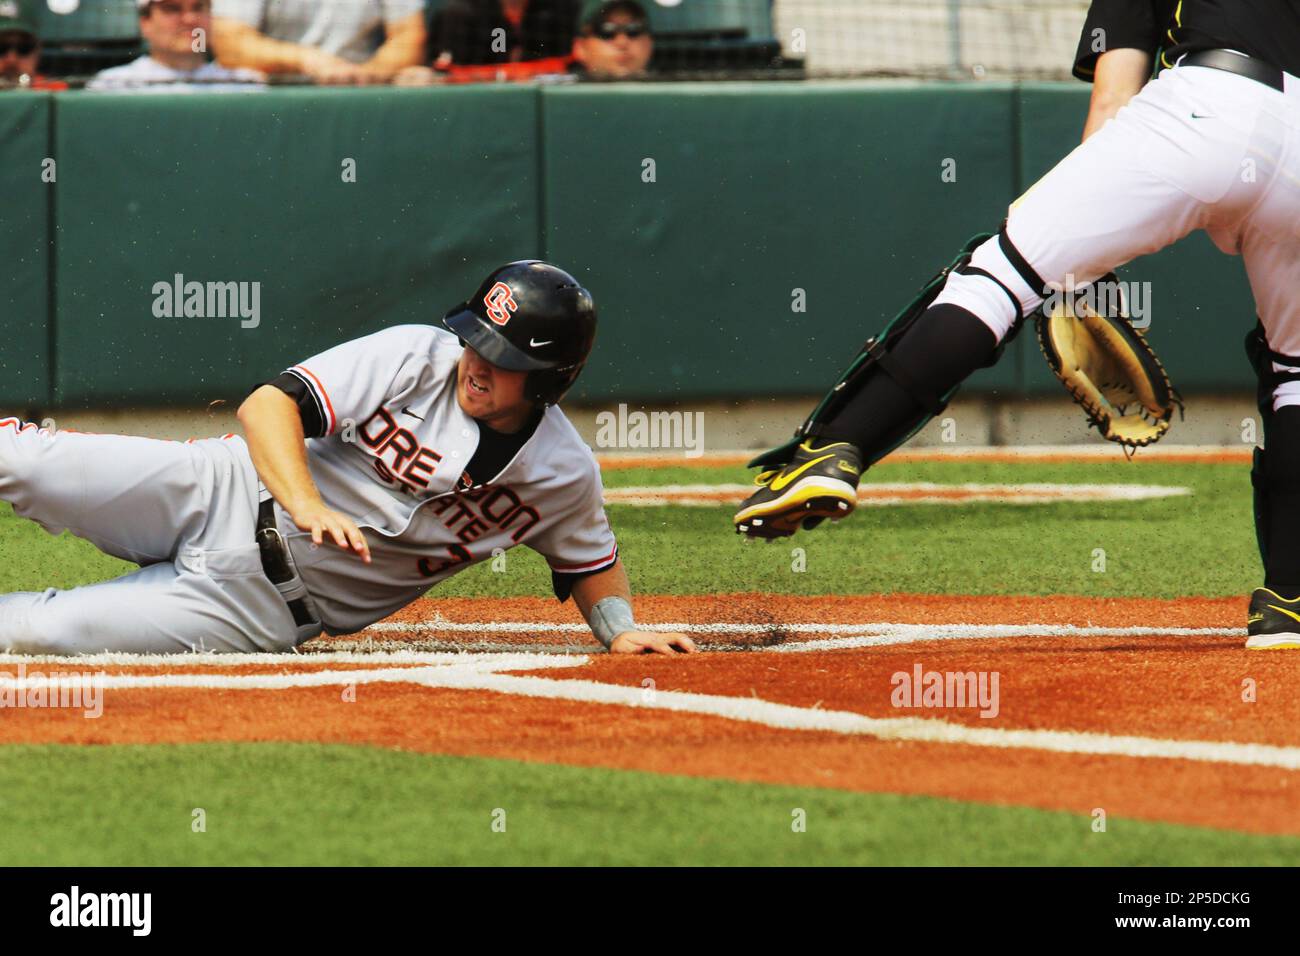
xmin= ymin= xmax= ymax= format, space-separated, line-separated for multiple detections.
xmin=933 ymin=59 xmax=1300 ymax=408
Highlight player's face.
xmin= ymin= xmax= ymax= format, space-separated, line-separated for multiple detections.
xmin=573 ymin=11 xmax=653 ymax=78
xmin=456 ymin=346 xmax=533 ymax=429
xmin=140 ymin=0 xmax=212 ymax=56
xmin=0 ymin=31 xmax=39 ymax=80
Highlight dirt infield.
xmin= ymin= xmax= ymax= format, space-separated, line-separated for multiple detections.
xmin=4 ymin=592 xmax=1297 ymax=836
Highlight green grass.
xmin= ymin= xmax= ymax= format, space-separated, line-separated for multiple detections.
xmin=0 ymin=459 xmax=1270 ymax=867
xmin=583 ymin=458 xmax=1258 ymax=598
xmin=0 ymin=457 xmax=1256 ymax=599
xmin=1 ymin=743 xmax=1294 ymax=866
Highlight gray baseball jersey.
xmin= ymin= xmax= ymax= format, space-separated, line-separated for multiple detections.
xmin=277 ymin=324 xmax=617 ymax=634
xmin=0 ymin=326 xmax=616 ymax=654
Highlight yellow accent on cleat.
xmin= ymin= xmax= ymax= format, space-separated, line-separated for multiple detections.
xmin=768 ymin=455 xmax=835 ymax=492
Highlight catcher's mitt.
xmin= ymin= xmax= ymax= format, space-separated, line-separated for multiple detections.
xmin=1036 ymin=274 xmax=1181 ymax=452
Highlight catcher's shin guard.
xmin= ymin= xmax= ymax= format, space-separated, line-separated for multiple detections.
xmin=735 ymin=233 xmax=1026 ymax=540
xmin=1244 ymin=325 xmax=1300 ymax=581
xmin=1251 ymin=409 xmax=1300 ymax=593
xmin=746 ymin=232 xmax=1019 ymax=477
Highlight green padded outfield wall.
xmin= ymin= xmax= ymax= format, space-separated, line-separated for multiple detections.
xmin=52 ymin=86 xmax=539 ymax=405
xmin=0 ymin=93 xmax=52 ymax=406
xmin=0 ymin=81 xmax=1269 ymax=407
xmin=543 ymin=81 xmax=1020 ymax=403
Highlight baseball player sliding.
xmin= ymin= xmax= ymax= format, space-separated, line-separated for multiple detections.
xmin=0 ymin=261 xmax=696 ymax=656
xmin=736 ymin=0 xmax=1300 ymax=649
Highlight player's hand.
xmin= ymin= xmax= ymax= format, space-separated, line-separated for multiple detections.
xmin=290 ymin=500 xmax=372 ymax=563
xmin=608 ymin=631 xmax=698 ymax=655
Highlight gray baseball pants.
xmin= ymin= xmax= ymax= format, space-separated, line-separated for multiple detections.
xmin=0 ymin=420 xmax=301 ymax=655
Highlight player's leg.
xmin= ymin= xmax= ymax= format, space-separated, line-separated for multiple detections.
xmin=0 ymin=421 xmax=256 ymax=564
xmin=737 ymin=66 xmax=1273 ymax=537
xmin=1247 ymin=403 xmax=1300 ymax=649
xmin=1237 ymin=122 xmax=1300 ymax=646
xmin=826 ymin=65 xmax=1257 ymax=445
xmin=733 ymin=297 xmax=998 ymax=537
xmin=0 ymin=547 xmax=300 ymax=655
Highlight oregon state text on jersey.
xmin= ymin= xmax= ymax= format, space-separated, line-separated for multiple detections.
xmin=358 ymin=405 xmax=445 ymax=493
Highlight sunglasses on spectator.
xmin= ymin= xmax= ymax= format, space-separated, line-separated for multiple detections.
xmin=591 ymin=21 xmax=648 ymax=40
xmin=0 ymin=37 xmax=37 ymax=56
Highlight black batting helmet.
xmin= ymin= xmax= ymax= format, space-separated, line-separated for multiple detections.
xmin=442 ymin=260 xmax=597 ymax=406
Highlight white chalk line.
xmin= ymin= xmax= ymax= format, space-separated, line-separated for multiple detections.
xmin=365 ymin=620 xmax=1235 ymax=637
xmin=604 ymin=445 xmax=1249 ymax=459
xmin=321 ymin=627 xmax=1240 ymax=656
xmin=305 ymin=636 xmax=598 ymax=656
xmin=366 ymin=620 xmax=1240 ymax=651
xmin=414 ymin=670 xmax=1300 ymax=771
xmin=0 ymin=621 xmax=1242 ymax=667
xmin=0 ymin=649 xmax=580 ymax=669
xmin=346 ymin=620 xmax=1241 ymax=656
xmin=0 ymin=654 xmax=586 ymax=689
xmin=604 ymin=482 xmax=1191 ymax=507
xmin=6 ymin=659 xmax=1296 ymax=771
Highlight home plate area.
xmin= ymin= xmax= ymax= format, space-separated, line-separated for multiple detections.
xmin=4 ymin=593 xmax=1299 ymax=836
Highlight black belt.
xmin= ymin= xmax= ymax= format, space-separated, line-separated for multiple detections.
xmin=256 ymin=499 xmax=318 ymax=629
xmin=1182 ymin=49 xmax=1285 ymax=93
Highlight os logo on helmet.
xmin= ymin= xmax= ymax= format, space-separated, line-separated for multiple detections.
xmin=483 ymin=282 xmax=519 ymax=326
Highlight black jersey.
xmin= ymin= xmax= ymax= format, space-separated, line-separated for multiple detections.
xmin=1073 ymin=0 xmax=1300 ymax=81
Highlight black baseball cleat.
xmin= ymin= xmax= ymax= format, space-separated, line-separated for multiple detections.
xmin=1246 ymin=587 xmax=1300 ymax=649
xmin=734 ymin=440 xmax=863 ymax=539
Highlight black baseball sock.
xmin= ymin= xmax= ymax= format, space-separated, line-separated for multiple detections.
xmin=818 ymin=304 xmax=1000 ymax=453
xmin=1263 ymin=406 xmax=1300 ymax=598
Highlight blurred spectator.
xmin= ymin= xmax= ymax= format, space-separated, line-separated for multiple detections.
xmin=211 ymin=0 xmax=425 ymax=84
xmin=0 ymin=0 xmax=66 ymax=90
xmin=428 ymin=0 xmax=580 ymax=69
xmin=571 ymin=0 xmax=651 ymax=78
xmin=90 ymin=1 xmax=265 ymax=92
